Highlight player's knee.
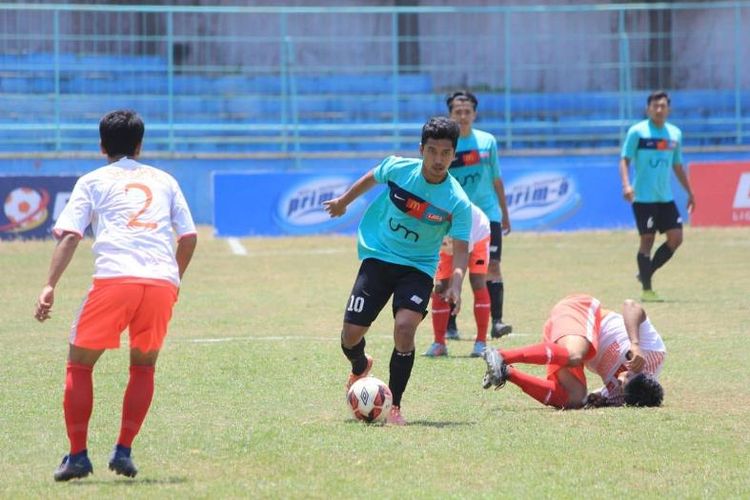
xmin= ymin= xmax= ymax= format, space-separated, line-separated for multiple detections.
xmin=433 ymin=281 xmax=447 ymax=294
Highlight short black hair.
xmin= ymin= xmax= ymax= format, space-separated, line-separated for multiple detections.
xmin=647 ymin=90 xmax=671 ymax=106
xmin=421 ymin=116 xmax=460 ymax=150
xmin=446 ymin=90 xmax=478 ymax=112
xmin=99 ymin=109 xmax=145 ymax=157
xmin=624 ymin=373 xmax=664 ymax=407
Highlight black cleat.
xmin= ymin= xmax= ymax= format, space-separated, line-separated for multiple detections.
xmin=108 ymin=445 xmax=138 ymax=478
xmin=54 ymin=451 xmax=93 ymax=482
xmin=482 ymin=347 xmax=509 ymax=390
xmin=491 ymin=320 xmax=513 ymax=339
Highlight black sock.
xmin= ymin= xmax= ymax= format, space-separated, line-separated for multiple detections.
xmin=486 ymin=280 xmax=503 ymax=321
xmin=447 ymin=307 xmax=457 ymax=330
xmin=651 ymin=243 xmax=674 ymax=273
xmin=341 ymin=337 xmax=368 ymax=375
xmin=388 ymin=348 xmax=415 ymax=407
xmin=637 ymin=252 xmax=653 ymax=290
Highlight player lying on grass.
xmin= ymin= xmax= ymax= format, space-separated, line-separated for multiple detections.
xmin=481 ymin=294 xmax=665 ymax=408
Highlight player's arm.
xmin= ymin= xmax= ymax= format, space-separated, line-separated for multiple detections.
xmin=323 ymin=170 xmax=377 ymax=217
xmin=672 ymin=163 xmax=695 ymax=213
xmin=622 ymin=299 xmax=647 ymax=372
xmin=443 ymin=238 xmax=469 ymax=315
xmin=619 ymin=157 xmax=634 ymax=202
xmin=176 ymin=234 xmax=197 ymax=280
xmin=35 ymin=231 xmax=81 ymax=322
xmin=493 ymin=178 xmax=511 ymax=235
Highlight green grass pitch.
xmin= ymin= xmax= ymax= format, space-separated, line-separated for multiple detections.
xmin=1 ymin=226 xmax=749 ymax=498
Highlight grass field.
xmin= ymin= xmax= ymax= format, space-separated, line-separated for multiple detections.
xmin=1 ymin=226 xmax=749 ymax=498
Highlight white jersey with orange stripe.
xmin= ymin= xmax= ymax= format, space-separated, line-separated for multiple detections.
xmin=53 ymin=157 xmax=196 ymax=286
xmin=586 ymin=311 xmax=666 ymax=405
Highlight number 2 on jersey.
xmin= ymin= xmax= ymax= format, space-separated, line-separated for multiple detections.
xmin=125 ymin=183 xmax=157 ymax=229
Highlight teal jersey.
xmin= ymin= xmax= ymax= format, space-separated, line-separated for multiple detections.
xmin=449 ymin=128 xmax=502 ymax=222
xmin=621 ymin=119 xmax=684 ymax=202
xmin=357 ymin=155 xmax=472 ymax=277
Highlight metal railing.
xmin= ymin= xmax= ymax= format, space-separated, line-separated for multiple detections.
xmin=0 ymin=2 xmax=747 ymax=158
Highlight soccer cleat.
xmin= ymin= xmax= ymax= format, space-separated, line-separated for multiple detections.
xmin=641 ymin=290 xmax=664 ymax=303
xmin=53 ymin=451 xmax=93 ymax=482
xmin=470 ymin=340 xmax=486 ymax=358
xmin=423 ymin=342 xmax=448 ymax=357
xmin=482 ymin=347 xmax=509 ymax=390
xmin=387 ymin=405 xmax=406 ymax=426
xmin=491 ymin=320 xmax=513 ymax=339
xmin=445 ymin=326 xmax=461 ymax=341
xmin=345 ymin=354 xmax=374 ymax=391
xmin=108 ymin=445 xmax=138 ymax=478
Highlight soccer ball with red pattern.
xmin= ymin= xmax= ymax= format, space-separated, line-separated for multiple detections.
xmin=347 ymin=377 xmax=392 ymax=423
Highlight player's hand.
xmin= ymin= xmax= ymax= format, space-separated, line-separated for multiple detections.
xmin=502 ymin=218 xmax=511 ymax=236
xmin=622 ymin=185 xmax=635 ymax=202
xmin=442 ymin=287 xmax=462 ymax=316
xmin=686 ymin=194 xmax=695 ymax=214
xmin=584 ymin=392 xmax=608 ymax=408
xmin=323 ymin=197 xmax=347 ymax=218
xmin=35 ymin=285 xmax=55 ymax=322
xmin=626 ymin=345 xmax=645 ymax=373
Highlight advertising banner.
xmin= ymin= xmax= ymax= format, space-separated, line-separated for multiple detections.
xmin=689 ymin=161 xmax=750 ymax=227
xmin=213 ymin=161 xmax=648 ymax=237
xmin=0 ymin=176 xmax=78 ymax=240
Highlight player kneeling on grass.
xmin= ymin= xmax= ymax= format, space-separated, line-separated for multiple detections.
xmin=425 ymin=202 xmax=492 ymax=358
xmin=34 ymin=110 xmax=197 ymax=481
xmin=481 ymin=294 xmax=665 ymax=408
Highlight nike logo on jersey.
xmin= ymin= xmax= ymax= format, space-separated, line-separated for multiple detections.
xmin=387 ymin=181 xmax=451 ymax=225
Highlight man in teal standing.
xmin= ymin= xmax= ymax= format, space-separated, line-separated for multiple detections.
xmin=440 ymin=90 xmax=512 ymax=348
xmin=619 ymin=91 xmax=695 ymax=302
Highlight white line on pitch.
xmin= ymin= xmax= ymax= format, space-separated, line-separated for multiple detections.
xmin=181 ymin=332 xmax=529 ymax=344
xmin=227 ymin=237 xmax=247 ymax=255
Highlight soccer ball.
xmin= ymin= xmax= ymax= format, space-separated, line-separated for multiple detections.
xmin=3 ymin=187 xmax=49 ymax=231
xmin=346 ymin=377 xmax=392 ymax=423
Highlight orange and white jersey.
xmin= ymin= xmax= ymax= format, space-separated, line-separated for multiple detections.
xmin=469 ymin=203 xmax=491 ymax=250
xmin=53 ymin=157 xmax=196 ymax=286
xmin=585 ymin=311 xmax=666 ymax=403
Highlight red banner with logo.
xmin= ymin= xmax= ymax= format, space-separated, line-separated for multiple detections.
xmin=689 ymin=161 xmax=750 ymax=227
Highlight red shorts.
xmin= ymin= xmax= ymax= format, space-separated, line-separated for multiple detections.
xmin=70 ymin=277 xmax=178 ymax=352
xmin=543 ymin=294 xmax=603 ymax=387
xmin=435 ymin=236 xmax=491 ymax=280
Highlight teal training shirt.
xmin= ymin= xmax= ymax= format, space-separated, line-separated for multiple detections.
xmin=450 ymin=128 xmax=502 ymax=222
xmin=621 ymin=119 xmax=684 ymax=202
xmin=357 ymin=155 xmax=472 ymax=277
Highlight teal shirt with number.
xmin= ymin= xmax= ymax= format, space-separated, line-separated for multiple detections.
xmin=449 ymin=128 xmax=502 ymax=222
xmin=357 ymin=155 xmax=472 ymax=277
xmin=621 ymin=119 xmax=684 ymax=202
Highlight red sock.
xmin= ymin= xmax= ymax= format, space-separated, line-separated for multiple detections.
xmin=431 ymin=292 xmax=450 ymax=344
xmin=508 ymin=368 xmax=569 ymax=408
xmin=117 ymin=365 xmax=155 ymax=448
xmin=63 ymin=362 xmax=94 ymax=455
xmin=473 ymin=287 xmax=490 ymax=342
xmin=501 ymin=342 xmax=570 ymax=366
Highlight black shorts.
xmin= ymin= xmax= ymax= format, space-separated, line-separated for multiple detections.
xmin=489 ymin=221 xmax=503 ymax=261
xmin=343 ymin=258 xmax=434 ymax=327
xmin=632 ymin=201 xmax=683 ymax=235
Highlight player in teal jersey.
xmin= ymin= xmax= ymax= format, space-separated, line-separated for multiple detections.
xmin=324 ymin=116 xmax=472 ymax=425
xmin=619 ymin=91 xmax=696 ymax=302
xmin=446 ymin=90 xmax=512 ymax=339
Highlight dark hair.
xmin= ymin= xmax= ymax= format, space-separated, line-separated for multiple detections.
xmin=421 ymin=116 xmax=460 ymax=150
xmin=624 ymin=373 xmax=664 ymax=407
xmin=99 ymin=109 xmax=145 ymax=157
xmin=446 ymin=90 xmax=478 ymax=112
xmin=647 ymin=90 xmax=671 ymax=106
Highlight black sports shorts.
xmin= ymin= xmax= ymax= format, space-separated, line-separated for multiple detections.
xmin=343 ymin=258 xmax=433 ymax=327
